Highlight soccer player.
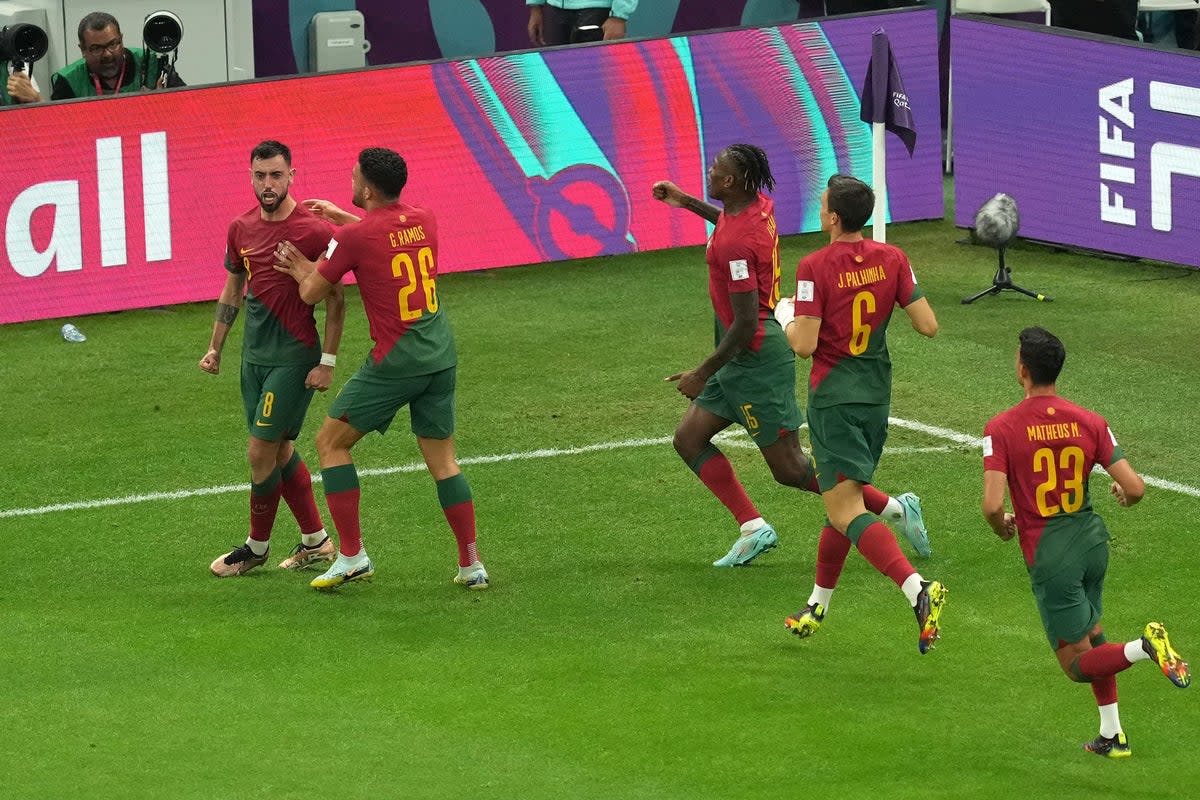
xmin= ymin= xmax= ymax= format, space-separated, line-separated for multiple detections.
xmin=273 ymin=147 xmax=488 ymax=591
xmin=982 ymin=326 xmax=1190 ymax=757
xmin=775 ymin=174 xmax=945 ymax=653
xmin=652 ymin=145 xmax=929 ymax=568
xmin=201 ymin=140 xmax=345 ymax=577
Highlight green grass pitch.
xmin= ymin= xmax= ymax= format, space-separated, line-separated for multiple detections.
xmin=1 ymin=207 xmax=1197 ymax=798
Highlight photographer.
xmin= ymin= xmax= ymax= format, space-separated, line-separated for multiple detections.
xmin=50 ymin=11 xmax=185 ymax=100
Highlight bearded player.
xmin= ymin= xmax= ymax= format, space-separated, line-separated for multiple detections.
xmin=201 ymin=140 xmax=345 ymax=577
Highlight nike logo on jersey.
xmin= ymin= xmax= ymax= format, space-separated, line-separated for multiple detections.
xmin=239 ymin=247 xmax=253 ymax=255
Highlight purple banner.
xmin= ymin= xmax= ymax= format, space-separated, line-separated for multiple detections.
xmin=953 ymin=18 xmax=1200 ymax=269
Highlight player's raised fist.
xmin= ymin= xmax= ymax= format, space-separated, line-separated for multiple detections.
xmin=652 ymin=181 xmax=685 ymax=207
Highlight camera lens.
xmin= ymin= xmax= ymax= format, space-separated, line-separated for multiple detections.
xmin=143 ymin=11 xmax=183 ymax=54
xmin=0 ymin=23 xmax=49 ymax=63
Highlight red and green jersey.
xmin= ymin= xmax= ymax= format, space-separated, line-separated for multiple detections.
xmin=984 ymin=395 xmax=1125 ymax=568
xmin=793 ymin=239 xmax=924 ymax=408
xmin=317 ymin=201 xmax=456 ymax=376
xmin=225 ymin=204 xmax=333 ymax=366
xmin=705 ymin=193 xmax=790 ymax=364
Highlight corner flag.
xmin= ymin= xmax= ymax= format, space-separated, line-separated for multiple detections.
xmin=859 ymin=28 xmax=915 ymax=242
xmin=860 ymin=28 xmax=916 ymax=155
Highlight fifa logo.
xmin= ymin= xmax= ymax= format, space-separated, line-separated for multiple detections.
xmin=4 ymin=132 xmax=171 ymax=277
xmin=1099 ymin=79 xmax=1200 ymax=232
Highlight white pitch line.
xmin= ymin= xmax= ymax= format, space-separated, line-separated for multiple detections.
xmin=2 ymin=418 xmax=1196 ymax=518
xmin=889 ymin=417 xmax=1200 ymax=499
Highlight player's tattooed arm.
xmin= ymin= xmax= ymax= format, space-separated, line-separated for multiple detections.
xmin=200 ymin=271 xmax=245 ymax=375
xmin=681 ymin=195 xmax=720 ymax=224
xmin=652 ymin=181 xmax=720 ymax=223
xmin=215 ymin=302 xmax=239 ymax=325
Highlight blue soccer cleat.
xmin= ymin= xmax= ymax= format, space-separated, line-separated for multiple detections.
xmin=713 ymin=524 xmax=778 ymax=567
xmin=898 ymin=492 xmax=931 ymax=558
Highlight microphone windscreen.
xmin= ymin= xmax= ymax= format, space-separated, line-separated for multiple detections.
xmin=974 ymin=193 xmax=1019 ymax=247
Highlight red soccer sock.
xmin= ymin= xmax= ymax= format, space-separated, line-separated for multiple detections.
xmin=280 ymin=455 xmax=325 ymax=535
xmin=248 ymin=469 xmax=283 ymax=542
xmin=444 ymin=501 xmax=478 ymax=567
xmin=851 ymin=518 xmax=914 ymax=588
xmin=437 ymin=474 xmax=478 ymax=567
xmin=1091 ymin=675 xmax=1119 ymax=706
xmin=862 ymin=485 xmax=890 ymax=516
xmin=325 ymin=489 xmax=362 ymax=556
xmin=1077 ymin=644 xmax=1135 ymax=680
xmin=816 ymin=526 xmax=852 ymax=589
xmin=322 ymin=464 xmax=362 ymax=557
xmin=694 ymin=448 xmax=759 ymax=525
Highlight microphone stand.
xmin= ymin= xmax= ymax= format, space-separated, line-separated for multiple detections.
xmin=962 ymin=244 xmax=1052 ymax=304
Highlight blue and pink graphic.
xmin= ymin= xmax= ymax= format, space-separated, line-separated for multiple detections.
xmin=0 ymin=9 xmax=943 ymax=324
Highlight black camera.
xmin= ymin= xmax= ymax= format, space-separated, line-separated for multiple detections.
xmin=0 ymin=23 xmax=49 ymax=69
xmin=143 ymin=10 xmax=183 ymax=54
xmin=141 ymin=10 xmax=182 ymax=89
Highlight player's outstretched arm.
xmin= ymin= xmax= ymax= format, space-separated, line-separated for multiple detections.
xmin=303 ymin=199 xmax=361 ymax=226
xmin=651 ymin=181 xmax=720 ymax=223
xmin=199 ymin=271 xmax=246 ymax=375
xmin=904 ymin=296 xmax=939 ymax=338
xmin=982 ymin=469 xmax=1016 ymax=540
xmin=1106 ymin=458 xmax=1145 ymax=507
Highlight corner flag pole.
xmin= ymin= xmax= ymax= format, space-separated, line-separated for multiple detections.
xmin=873 ymin=121 xmax=887 ymax=243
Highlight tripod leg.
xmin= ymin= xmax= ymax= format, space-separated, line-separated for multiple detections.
xmin=1008 ymin=285 xmax=1051 ymax=302
xmin=961 ymin=285 xmax=1001 ymax=304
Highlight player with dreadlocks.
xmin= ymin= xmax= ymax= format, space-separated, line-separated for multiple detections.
xmin=652 ymin=146 xmax=929 ymax=568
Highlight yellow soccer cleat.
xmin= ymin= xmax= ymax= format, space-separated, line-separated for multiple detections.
xmin=1142 ymin=622 xmax=1191 ymax=688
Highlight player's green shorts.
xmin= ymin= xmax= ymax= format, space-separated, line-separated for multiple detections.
xmin=693 ymin=357 xmax=801 ymax=448
xmin=806 ymin=402 xmax=889 ymax=492
xmin=1029 ymin=522 xmax=1110 ymax=649
xmin=241 ymin=362 xmax=317 ymax=443
xmin=330 ymin=363 xmax=456 ymax=438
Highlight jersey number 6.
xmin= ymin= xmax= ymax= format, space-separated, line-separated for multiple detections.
xmin=849 ymin=290 xmax=876 ymax=355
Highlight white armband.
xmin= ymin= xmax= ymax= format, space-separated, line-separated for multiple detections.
xmin=320 ymin=353 xmax=337 ymax=367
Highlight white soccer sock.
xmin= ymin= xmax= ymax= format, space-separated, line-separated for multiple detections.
xmin=245 ymin=537 xmax=269 ymax=556
xmin=740 ymin=517 xmax=767 ymax=536
xmin=881 ymin=497 xmax=904 ymax=523
xmin=901 ymin=573 xmax=925 ymax=606
xmin=1098 ymin=702 xmax=1122 ymax=738
xmin=807 ymin=585 xmax=833 ymax=610
xmin=301 ymin=529 xmax=328 ymax=548
xmin=340 ymin=548 xmax=368 ymax=563
xmin=1125 ymin=639 xmax=1151 ymax=663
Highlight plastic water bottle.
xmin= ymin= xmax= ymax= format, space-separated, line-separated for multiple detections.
xmin=61 ymin=323 xmax=86 ymax=343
